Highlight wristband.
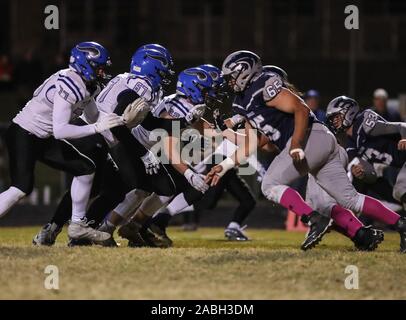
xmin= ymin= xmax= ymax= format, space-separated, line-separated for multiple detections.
xmin=216 ymin=157 xmax=235 ymax=177
xmin=289 ymin=148 xmax=305 ymax=160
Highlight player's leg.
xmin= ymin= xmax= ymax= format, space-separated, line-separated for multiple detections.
xmin=312 ymin=139 xmax=406 ymax=252
xmin=261 ymin=125 xmax=334 ymax=250
xmin=116 ymin=192 xmax=173 ymax=247
xmin=222 ymin=170 xmax=256 ymax=241
xmin=0 ymin=123 xmax=37 ymax=218
xmin=39 ymin=138 xmax=111 ymax=245
xmin=306 ymin=175 xmax=384 ymax=251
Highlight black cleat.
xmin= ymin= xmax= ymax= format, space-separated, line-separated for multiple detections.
xmin=33 ymin=223 xmax=62 ymax=246
xmin=140 ymin=227 xmax=171 ymax=248
xmin=224 ymin=225 xmax=249 ymax=241
xmin=118 ymin=221 xmax=147 ymax=247
xmin=150 ymin=223 xmax=173 ymax=247
xmin=352 ymin=225 xmax=384 ymax=251
xmin=300 ymin=211 xmax=333 ymax=251
xmin=395 ymin=217 xmax=406 ymax=253
xmin=67 ymin=238 xmax=93 ymax=247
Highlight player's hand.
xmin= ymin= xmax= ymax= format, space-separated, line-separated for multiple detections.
xmin=123 ymin=97 xmax=150 ymax=128
xmin=205 ymin=165 xmax=224 ymax=187
xmin=351 ymin=164 xmax=365 ymax=179
xmin=289 ymin=147 xmax=305 ymax=163
xmin=140 ymin=150 xmax=160 ymax=175
xmin=94 ymin=113 xmax=124 ymax=133
xmin=184 ymin=169 xmax=209 ymax=193
xmin=398 ymin=139 xmax=406 ymax=151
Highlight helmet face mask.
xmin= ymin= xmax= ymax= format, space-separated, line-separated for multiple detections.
xmin=326 ymin=96 xmax=360 ymax=134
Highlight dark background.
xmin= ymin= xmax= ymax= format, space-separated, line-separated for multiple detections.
xmin=0 ymin=0 xmax=405 ymax=218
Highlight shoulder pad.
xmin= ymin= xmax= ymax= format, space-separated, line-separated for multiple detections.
xmin=263 ymin=73 xmax=284 ymax=102
xmin=361 ymin=109 xmax=381 ymax=134
xmin=126 ymin=74 xmax=154 ymax=102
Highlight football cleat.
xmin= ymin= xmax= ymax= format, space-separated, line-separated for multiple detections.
xmin=118 ymin=221 xmax=147 ymax=247
xmin=225 ymin=225 xmax=249 ymax=241
xmin=67 ymin=218 xmax=112 ymax=246
xmin=395 ymin=216 xmax=406 ymax=253
xmin=67 ymin=238 xmax=93 ymax=247
xmin=300 ymin=211 xmax=333 ymax=251
xmin=97 ymin=220 xmax=118 ymax=247
xmin=139 ymin=227 xmax=171 ymax=248
xmin=32 ymin=223 xmax=62 ymax=246
xmin=149 ymin=223 xmax=173 ymax=247
xmin=352 ymin=225 xmax=384 ymax=251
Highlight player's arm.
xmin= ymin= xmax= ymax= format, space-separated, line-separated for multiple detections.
xmin=362 ymin=111 xmax=406 ymax=150
xmin=52 ymin=94 xmax=122 ymax=140
xmin=83 ymin=99 xmax=100 ymax=124
xmin=266 ymin=88 xmax=310 ymax=162
xmin=162 ymin=134 xmax=208 ymax=193
xmin=196 ymin=117 xmax=248 ymax=146
xmin=205 ymin=121 xmax=259 ymax=186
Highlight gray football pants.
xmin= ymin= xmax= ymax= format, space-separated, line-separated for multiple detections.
xmin=261 ymin=123 xmax=365 ymax=212
xmin=393 ymin=162 xmax=406 ymax=202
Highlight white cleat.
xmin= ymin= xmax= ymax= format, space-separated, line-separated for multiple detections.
xmin=68 ymin=218 xmax=111 ymax=245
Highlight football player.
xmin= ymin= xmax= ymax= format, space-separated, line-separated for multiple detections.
xmin=0 ymin=41 xmax=123 ymax=244
xmin=326 ymin=96 xmax=406 ymax=252
xmin=96 ymin=67 xmax=217 ymax=246
xmin=33 ymin=43 xmax=176 ymax=246
xmin=206 ymin=50 xmax=406 ymax=251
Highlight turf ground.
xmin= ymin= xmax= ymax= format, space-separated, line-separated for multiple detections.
xmin=0 ymin=226 xmax=405 ymax=300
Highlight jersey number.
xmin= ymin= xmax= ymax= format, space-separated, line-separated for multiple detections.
xmin=364 ymin=148 xmax=393 ymax=165
xmin=249 ymin=114 xmax=281 ymax=141
xmin=265 ymin=79 xmax=282 ymax=100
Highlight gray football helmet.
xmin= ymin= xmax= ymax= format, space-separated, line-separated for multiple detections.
xmin=326 ymin=96 xmax=360 ymax=133
xmin=221 ymin=50 xmax=262 ymax=92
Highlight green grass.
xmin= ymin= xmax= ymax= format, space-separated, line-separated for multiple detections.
xmin=0 ymin=226 xmax=405 ymax=300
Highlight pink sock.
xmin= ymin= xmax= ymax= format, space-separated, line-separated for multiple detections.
xmin=279 ymin=187 xmax=313 ymax=216
xmin=331 ymin=205 xmax=363 ymax=238
xmin=362 ymin=196 xmax=400 ymax=226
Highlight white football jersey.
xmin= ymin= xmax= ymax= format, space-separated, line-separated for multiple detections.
xmin=131 ymin=94 xmax=194 ymax=150
xmin=95 ymin=73 xmax=162 ymax=146
xmin=13 ymin=68 xmax=98 ymax=138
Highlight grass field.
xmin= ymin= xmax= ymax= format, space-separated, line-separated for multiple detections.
xmin=0 ymin=226 xmax=405 ymax=300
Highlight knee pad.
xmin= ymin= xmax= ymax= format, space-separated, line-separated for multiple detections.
xmin=337 ymin=192 xmax=365 ymax=213
xmin=261 ymin=183 xmax=289 ymax=203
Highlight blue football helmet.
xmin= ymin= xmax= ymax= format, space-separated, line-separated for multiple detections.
xmin=69 ymin=41 xmax=111 ymax=83
xmin=199 ymin=64 xmax=228 ymax=108
xmin=198 ymin=64 xmax=224 ymax=88
xmin=130 ymin=44 xmax=174 ymax=90
xmin=176 ymin=67 xmax=215 ymax=105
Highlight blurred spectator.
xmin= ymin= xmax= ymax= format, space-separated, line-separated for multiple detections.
xmin=14 ymin=50 xmax=43 ymax=107
xmin=304 ymin=89 xmax=326 ymax=123
xmin=372 ymin=88 xmax=401 ymax=122
xmin=0 ymin=54 xmax=13 ymax=91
